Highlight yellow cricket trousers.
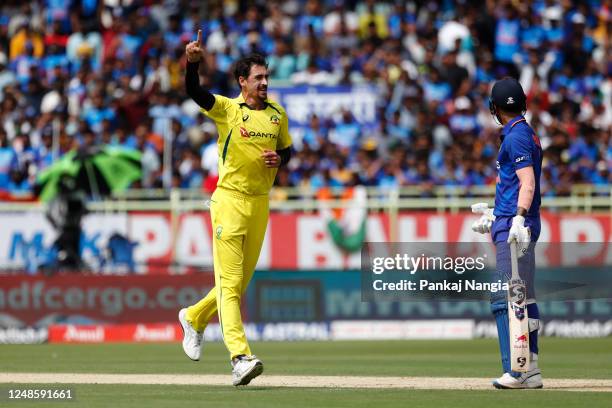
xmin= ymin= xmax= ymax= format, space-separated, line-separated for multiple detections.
xmin=185 ymin=187 xmax=269 ymax=359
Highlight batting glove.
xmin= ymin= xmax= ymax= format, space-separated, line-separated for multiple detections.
xmin=507 ymin=215 xmax=531 ymax=258
xmin=471 ymin=203 xmax=495 ymax=234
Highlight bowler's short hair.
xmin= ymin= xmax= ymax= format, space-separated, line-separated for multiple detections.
xmin=233 ymin=53 xmax=268 ymax=86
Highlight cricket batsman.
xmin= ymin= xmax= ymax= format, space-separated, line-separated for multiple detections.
xmin=472 ymin=77 xmax=543 ymax=389
xmin=178 ymin=30 xmax=292 ymax=386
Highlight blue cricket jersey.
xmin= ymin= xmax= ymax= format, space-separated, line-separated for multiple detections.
xmin=493 ymin=116 xmax=543 ymax=218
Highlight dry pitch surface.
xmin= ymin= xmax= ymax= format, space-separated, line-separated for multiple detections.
xmin=2 ymin=373 xmax=611 ymax=392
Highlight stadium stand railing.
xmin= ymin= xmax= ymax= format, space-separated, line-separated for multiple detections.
xmin=0 ymin=185 xmax=610 ymax=214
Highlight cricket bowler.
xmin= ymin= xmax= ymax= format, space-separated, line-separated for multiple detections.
xmin=178 ymin=30 xmax=292 ymax=386
xmin=472 ymin=77 xmax=543 ymax=389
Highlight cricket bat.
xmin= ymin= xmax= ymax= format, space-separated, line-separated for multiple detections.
xmin=509 ymin=241 xmax=529 ymax=372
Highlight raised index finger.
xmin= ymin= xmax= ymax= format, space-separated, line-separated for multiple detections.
xmin=196 ymin=29 xmax=202 ymax=44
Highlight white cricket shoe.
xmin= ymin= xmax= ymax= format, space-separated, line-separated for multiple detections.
xmin=231 ymin=355 xmax=264 ymax=386
xmin=178 ymin=308 xmax=203 ymax=361
xmin=493 ymin=353 xmax=543 ymax=389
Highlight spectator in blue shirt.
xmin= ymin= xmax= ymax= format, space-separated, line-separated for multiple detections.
xmin=329 ymin=109 xmax=361 ymax=151
xmin=494 ymin=5 xmax=520 ymax=64
xmin=82 ymin=93 xmax=116 ymax=134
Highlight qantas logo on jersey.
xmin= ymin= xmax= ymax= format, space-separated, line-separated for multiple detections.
xmin=249 ymin=131 xmax=276 ymax=139
xmin=239 ymin=126 xmax=277 ymax=139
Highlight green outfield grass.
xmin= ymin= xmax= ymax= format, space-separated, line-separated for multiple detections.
xmin=1 ymin=384 xmax=611 ymax=408
xmin=1 ymin=338 xmax=610 ymax=379
xmin=1 ymin=338 xmax=611 ymax=407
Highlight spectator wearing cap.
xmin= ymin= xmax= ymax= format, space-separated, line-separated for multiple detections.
xmin=449 ymin=96 xmax=479 ymax=136
xmin=543 ymin=6 xmax=564 ymax=45
xmin=66 ymin=19 xmax=102 ymax=72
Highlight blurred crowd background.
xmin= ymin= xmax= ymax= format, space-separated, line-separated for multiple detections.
xmin=0 ymin=0 xmax=610 ymax=200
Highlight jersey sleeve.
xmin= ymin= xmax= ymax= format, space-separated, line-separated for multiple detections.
xmin=509 ymin=130 xmax=534 ymax=170
xmin=277 ymin=107 xmax=292 ymax=150
xmin=201 ymin=95 xmax=234 ymax=124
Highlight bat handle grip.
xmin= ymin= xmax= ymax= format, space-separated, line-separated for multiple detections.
xmin=509 ymin=241 xmax=520 ymax=280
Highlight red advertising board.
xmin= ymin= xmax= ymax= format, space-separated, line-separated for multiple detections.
xmin=0 ymin=274 xmax=216 ymax=326
xmin=48 ymin=323 xmax=182 ymax=343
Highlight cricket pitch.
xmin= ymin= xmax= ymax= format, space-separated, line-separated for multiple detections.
xmin=1 ymin=373 xmax=611 ymax=392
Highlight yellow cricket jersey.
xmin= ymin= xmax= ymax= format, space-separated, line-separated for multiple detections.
xmin=201 ymin=94 xmax=292 ymax=195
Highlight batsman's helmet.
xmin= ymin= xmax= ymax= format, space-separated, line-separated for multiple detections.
xmin=489 ymin=77 xmax=527 ymax=119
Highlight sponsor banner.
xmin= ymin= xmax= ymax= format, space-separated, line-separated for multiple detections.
xmin=268 ymin=85 xmax=379 ymax=137
xmin=47 ymin=319 xmax=612 ymax=343
xmin=474 ymin=320 xmax=612 ymax=338
xmin=248 ymin=270 xmax=612 ymax=321
xmin=331 ymin=319 xmax=474 ymax=340
xmin=0 ymin=274 xmax=215 ymax=326
xmin=48 ymin=323 xmax=182 ymax=343
xmin=47 ymin=322 xmax=330 ymax=343
xmin=1 ymin=212 xmax=610 ymax=272
xmin=2 ymin=272 xmax=610 ymax=327
xmin=541 ymin=320 xmax=612 ymax=337
xmin=0 ymin=327 xmax=48 ymax=344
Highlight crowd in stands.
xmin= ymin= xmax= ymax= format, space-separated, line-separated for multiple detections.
xmin=0 ymin=0 xmax=610 ymax=200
